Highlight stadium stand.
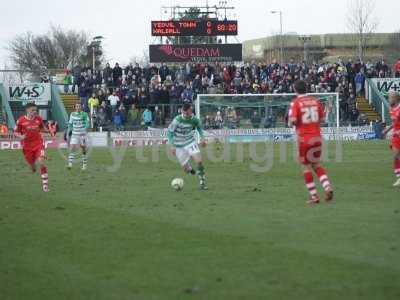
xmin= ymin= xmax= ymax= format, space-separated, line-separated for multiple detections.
xmin=54 ymin=58 xmax=393 ymax=130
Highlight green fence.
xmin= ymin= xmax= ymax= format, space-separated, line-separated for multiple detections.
xmin=366 ymin=78 xmax=391 ymax=124
xmin=51 ymin=84 xmax=69 ymax=130
xmin=0 ymin=83 xmax=16 ymax=129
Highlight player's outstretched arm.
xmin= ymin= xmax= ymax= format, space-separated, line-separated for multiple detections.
xmin=167 ymin=119 xmax=177 ymax=155
xmin=13 ymin=131 xmax=25 ymax=140
xmin=383 ymin=125 xmax=393 ymax=137
xmin=288 ymin=101 xmax=298 ymax=127
xmin=84 ymin=112 xmax=90 ymax=129
xmin=195 ymin=118 xmax=207 ymax=147
xmin=14 ymin=121 xmax=25 ymax=140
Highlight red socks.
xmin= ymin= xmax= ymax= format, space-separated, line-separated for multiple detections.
xmin=304 ymin=171 xmax=318 ymax=197
xmin=314 ymin=166 xmax=332 ymax=192
xmin=40 ymin=166 xmax=49 ymax=191
xmin=395 ymin=159 xmax=400 ymax=178
xmin=303 ymin=166 xmax=332 ymax=198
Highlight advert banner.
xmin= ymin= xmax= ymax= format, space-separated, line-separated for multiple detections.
xmin=0 ymin=132 xmax=108 ymax=150
xmin=370 ymin=78 xmax=400 ymax=96
xmin=110 ymin=127 xmax=377 ymax=147
xmin=8 ymin=83 xmax=51 ymax=105
xmin=149 ymin=44 xmax=243 ymax=63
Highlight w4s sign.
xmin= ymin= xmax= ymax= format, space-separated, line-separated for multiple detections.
xmin=8 ymin=83 xmax=51 ymax=105
xmin=372 ymin=78 xmax=400 ymax=96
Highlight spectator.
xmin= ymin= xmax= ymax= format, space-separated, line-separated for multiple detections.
xmin=138 ymin=87 xmax=149 ymax=107
xmin=96 ymin=101 xmax=110 ymax=129
xmin=373 ymin=119 xmax=384 ymax=139
xmin=47 ymin=121 xmax=58 ymax=137
xmin=394 ymin=58 xmax=400 ymax=78
xmin=118 ymin=104 xmax=127 ymax=126
xmin=71 ymin=64 xmax=82 ymax=93
xmin=226 ymin=107 xmax=238 ymax=129
xmin=159 ymin=63 xmax=170 ymax=82
xmin=181 ymin=84 xmax=194 ymax=102
xmin=251 ymin=111 xmax=261 ymax=128
xmin=113 ymin=63 xmax=123 ymax=86
xmin=127 ymin=104 xmax=141 ymax=129
xmin=142 ymin=107 xmax=152 ymax=127
xmin=108 ymin=91 xmax=120 ymax=113
xmin=0 ymin=123 xmax=9 ymax=136
xmin=204 ymin=115 xmax=212 ymax=129
xmin=112 ymin=109 xmax=124 ymax=131
xmin=97 ymin=89 xmax=107 ymax=105
xmin=63 ymin=70 xmax=72 ymax=94
xmin=354 ymin=71 xmax=365 ymax=95
xmin=350 ymin=108 xmax=360 ymax=125
xmin=88 ymin=93 xmax=100 ymax=116
xmin=153 ymin=106 xmax=163 ymax=127
xmin=214 ymin=110 xmax=223 ymax=129
xmin=79 ymin=82 xmax=89 ymax=111
xmin=325 ymin=100 xmax=336 ymax=127
xmin=358 ymin=113 xmax=369 ymax=126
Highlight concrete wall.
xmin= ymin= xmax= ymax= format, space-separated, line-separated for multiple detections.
xmin=243 ymin=33 xmax=395 ymax=62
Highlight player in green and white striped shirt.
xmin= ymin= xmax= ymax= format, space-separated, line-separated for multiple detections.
xmin=168 ymin=103 xmax=208 ymax=190
xmin=66 ymin=103 xmax=90 ymax=170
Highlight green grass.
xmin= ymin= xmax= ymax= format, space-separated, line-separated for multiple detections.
xmin=0 ymin=141 xmax=399 ymax=300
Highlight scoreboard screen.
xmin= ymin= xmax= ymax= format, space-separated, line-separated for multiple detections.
xmin=151 ymin=20 xmax=238 ymax=36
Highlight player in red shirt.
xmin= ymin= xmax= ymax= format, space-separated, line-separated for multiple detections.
xmin=14 ymin=103 xmax=50 ymax=192
xmin=383 ymin=91 xmax=400 ymax=187
xmin=288 ymin=80 xmax=334 ymax=204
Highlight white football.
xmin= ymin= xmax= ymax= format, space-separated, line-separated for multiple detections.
xmin=171 ymin=178 xmax=184 ymax=191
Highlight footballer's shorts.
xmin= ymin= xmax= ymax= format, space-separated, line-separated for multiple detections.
xmin=176 ymin=142 xmax=201 ymax=166
xmin=391 ymin=136 xmax=400 ymax=151
xmin=23 ymin=145 xmax=46 ymax=165
xmin=298 ymin=136 xmax=322 ymax=165
xmin=70 ymin=134 xmax=88 ymax=147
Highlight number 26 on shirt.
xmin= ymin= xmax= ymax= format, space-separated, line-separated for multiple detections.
xmin=301 ymin=106 xmax=319 ymax=124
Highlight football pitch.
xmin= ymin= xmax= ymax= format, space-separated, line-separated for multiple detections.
xmin=0 ymin=141 xmax=399 ymax=300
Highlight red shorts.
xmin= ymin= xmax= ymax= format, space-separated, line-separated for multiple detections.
xmin=298 ymin=136 xmax=322 ymax=165
xmin=23 ymin=145 xmax=45 ymax=165
xmin=391 ymin=136 xmax=400 ymax=151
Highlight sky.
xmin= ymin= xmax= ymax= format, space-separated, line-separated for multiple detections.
xmin=0 ymin=0 xmax=399 ymax=67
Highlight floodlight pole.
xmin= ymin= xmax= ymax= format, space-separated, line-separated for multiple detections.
xmin=271 ymin=10 xmax=283 ymax=64
xmin=298 ymin=35 xmax=312 ymax=63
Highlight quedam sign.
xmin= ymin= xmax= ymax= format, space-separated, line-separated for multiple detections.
xmin=149 ymin=44 xmax=242 ymax=63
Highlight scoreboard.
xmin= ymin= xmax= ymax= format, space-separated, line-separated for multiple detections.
xmin=151 ymin=20 xmax=238 ymax=36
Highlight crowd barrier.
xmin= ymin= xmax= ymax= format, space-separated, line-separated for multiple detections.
xmin=0 ymin=126 xmax=379 ymax=151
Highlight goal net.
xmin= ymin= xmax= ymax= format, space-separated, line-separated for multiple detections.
xmin=195 ymin=93 xmax=340 ymax=129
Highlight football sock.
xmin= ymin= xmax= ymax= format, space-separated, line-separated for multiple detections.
xmin=82 ymin=151 xmax=88 ymax=167
xmin=197 ymin=164 xmax=206 ymax=182
xmin=68 ymin=152 xmax=76 ymax=165
xmin=314 ymin=166 xmax=332 ymax=192
xmin=395 ymin=158 xmax=400 ymax=178
xmin=197 ymin=164 xmax=205 ymax=175
xmin=40 ymin=166 xmax=49 ymax=191
xmin=304 ymin=170 xmax=318 ymax=197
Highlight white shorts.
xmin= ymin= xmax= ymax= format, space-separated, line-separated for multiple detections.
xmin=70 ymin=134 xmax=88 ymax=147
xmin=176 ymin=142 xmax=201 ymax=166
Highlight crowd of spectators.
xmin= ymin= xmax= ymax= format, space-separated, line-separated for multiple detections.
xmin=61 ymin=57 xmax=400 ymax=130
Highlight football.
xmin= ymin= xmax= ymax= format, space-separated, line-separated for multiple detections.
xmin=171 ymin=178 xmax=184 ymax=191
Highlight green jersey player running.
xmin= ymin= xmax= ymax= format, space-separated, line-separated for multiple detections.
xmin=168 ymin=103 xmax=208 ymax=190
xmin=66 ymin=103 xmax=90 ymax=170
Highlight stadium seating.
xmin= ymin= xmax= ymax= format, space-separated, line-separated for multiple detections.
xmin=61 ymin=93 xmax=79 ymax=114
xmin=356 ymin=96 xmax=381 ymax=122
